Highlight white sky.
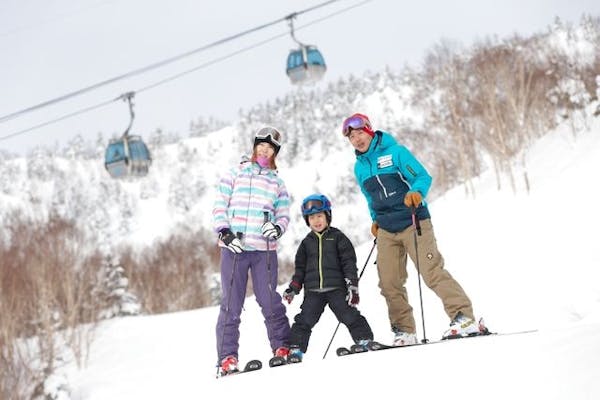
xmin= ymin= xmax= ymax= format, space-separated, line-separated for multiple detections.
xmin=1 ymin=0 xmax=600 ymax=154
xmin=51 ymin=104 xmax=600 ymax=399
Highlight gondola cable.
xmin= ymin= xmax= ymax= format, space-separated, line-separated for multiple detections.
xmin=0 ymin=0 xmax=345 ymax=125
xmin=0 ymin=0 xmax=375 ymax=142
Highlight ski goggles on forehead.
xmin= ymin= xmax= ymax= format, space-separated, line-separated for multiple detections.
xmin=255 ymin=127 xmax=282 ymax=147
xmin=302 ymin=199 xmax=326 ymax=213
xmin=342 ymin=115 xmax=371 ymax=137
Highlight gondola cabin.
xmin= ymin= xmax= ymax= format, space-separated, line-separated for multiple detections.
xmin=286 ymin=45 xmax=326 ymax=85
xmin=105 ymin=135 xmax=151 ymax=179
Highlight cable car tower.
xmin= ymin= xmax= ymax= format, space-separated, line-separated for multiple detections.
xmin=104 ymin=92 xmax=152 ymax=179
xmin=285 ymin=13 xmax=327 ymax=85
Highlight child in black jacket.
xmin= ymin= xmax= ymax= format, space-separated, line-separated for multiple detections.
xmin=282 ymin=193 xmax=373 ymax=362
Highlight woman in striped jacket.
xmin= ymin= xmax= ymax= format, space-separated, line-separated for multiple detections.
xmin=212 ymin=126 xmax=291 ymax=376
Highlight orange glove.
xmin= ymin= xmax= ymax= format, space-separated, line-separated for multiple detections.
xmin=404 ymin=191 xmax=422 ymax=208
xmin=371 ymin=222 xmax=379 ymax=237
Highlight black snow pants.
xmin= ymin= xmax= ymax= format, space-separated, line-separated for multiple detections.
xmin=289 ymin=288 xmax=373 ymax=353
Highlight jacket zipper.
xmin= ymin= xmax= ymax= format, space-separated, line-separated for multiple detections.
xmin=375 ymin=175 xmax=389 ymax=198
xmin=317 ymin=232 xmax=324 ymax=289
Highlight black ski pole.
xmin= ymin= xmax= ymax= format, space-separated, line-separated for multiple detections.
xmin=322 ymin=238 xmax=377 ymax=359
xmin=216 ymin=231 xmax=243 ymax=376
xmin=411 ymin=207 xmax=428 ymax=344
xmin=263 ymin=211 xmax=276 ymax=346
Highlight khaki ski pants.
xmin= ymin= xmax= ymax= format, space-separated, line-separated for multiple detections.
xmin=376 ymin=219 xmax=473 ymax=333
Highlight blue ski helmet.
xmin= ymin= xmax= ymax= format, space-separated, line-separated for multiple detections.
xmin=301 ymin=193 xmax=332 ymax=226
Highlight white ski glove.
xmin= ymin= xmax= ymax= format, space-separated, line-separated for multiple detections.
xmin=261 ymin=221 xmax=282 ymax=239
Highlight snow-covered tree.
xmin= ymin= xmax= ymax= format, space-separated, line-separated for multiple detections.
xmin=97 ymin=257 xmax=141 ymax=319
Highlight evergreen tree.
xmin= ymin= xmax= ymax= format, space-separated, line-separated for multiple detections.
xmin=97 ymin=257 xmax=141 ymax=319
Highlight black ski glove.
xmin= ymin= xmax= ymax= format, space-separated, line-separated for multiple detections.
xmin=283 ymin=281 xmax=302 ymax=304
xmin=218 ymin=228 xmax=243 ymax=254
xmin=345 ymin=278 xmax=359 ymax=307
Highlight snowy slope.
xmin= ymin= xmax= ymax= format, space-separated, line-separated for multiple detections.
xmin=58 ymin=115 xmax=600 ymax=399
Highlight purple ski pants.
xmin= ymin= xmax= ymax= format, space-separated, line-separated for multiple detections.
xmin=215 ymin=248 xmax=290 ymax=362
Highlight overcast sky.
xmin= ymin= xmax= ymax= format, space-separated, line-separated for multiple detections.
xmin=1 ymin=0 xmax=599 ymax=154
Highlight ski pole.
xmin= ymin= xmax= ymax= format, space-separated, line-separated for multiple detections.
xmin=216 ymin=231 xmax=243 ymax=376
xmin=411 ymin=207 xmax=428 ymax=344
xmin=322 ymin=238 xmax=377 ymax=359
xmin=263 ymin=211 xmax=276 ymax=346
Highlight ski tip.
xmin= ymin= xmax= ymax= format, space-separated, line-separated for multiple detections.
xmin=336 ymin=347 xmax=351 ymax=356
xmin=244 ymin=359 xmax=263 ymax=371
xmin=268 ymin=356 xmax=287 ymax=367
xmin=350 ymin=344 xmax=368 ymax=353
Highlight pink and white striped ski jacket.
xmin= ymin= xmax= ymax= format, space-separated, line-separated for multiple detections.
xmin=213 ymin=160 xmax=290 ymax=251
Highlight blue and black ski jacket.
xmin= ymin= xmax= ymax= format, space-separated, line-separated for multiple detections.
xmin=354 ymin=130 xmax=431 ymax=233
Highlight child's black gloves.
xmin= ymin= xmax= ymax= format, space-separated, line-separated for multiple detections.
xmin=345 ymin=278 xmax=359 ymax=307
xmin=283 ymin=281 xmax=302 ymax=304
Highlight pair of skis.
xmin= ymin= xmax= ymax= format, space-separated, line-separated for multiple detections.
xmin=216 ymin=359 xmax=263 ymax=378
xmin=268 ymin=355 xmax=287 ymax=367
xmin=217 ymin=354 xmax=301 ymax=378
xmin=336 ymin=328 xmax=538 ymax=357
xmin=336 ymin=333 xmax=487 ymax=356
xmin=268 ymin=353 xmax=302 ymax=367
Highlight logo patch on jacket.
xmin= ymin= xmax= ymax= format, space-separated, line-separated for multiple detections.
xmin=377 ymin=154 xmax=393 ymax=169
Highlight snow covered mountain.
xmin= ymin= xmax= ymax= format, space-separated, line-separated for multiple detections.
xmin=2 ymin=18 xmax=600 ymax=398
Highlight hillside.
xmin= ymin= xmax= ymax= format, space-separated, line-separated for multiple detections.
xmin=54 ymin=110 xmax=600 ymax=400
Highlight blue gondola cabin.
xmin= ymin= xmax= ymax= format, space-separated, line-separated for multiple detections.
xmin=105 ymin=135 xmax=151 ymax=179
xmin=286 ymin=45 xmax=326 ymax=85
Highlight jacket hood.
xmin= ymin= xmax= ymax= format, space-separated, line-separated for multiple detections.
xmin=356 ymin=130 xmax=397 ymax=157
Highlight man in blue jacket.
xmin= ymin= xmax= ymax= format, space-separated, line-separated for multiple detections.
xmin=342 ymin=113 xmax=480 ymax=346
